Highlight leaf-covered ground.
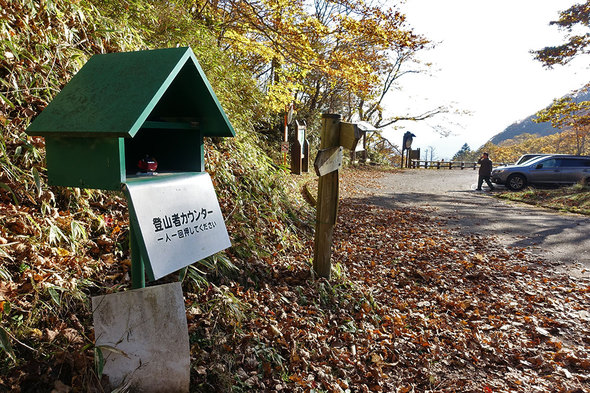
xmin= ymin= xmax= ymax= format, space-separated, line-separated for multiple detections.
xmin=189 ymin=168 xmax=590 ymax=392
xmin=2 ymin=167 xmax=590 ymax=392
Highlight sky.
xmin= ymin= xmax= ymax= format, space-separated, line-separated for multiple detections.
xmin=381 ymin=0 xmax=590 ymax=160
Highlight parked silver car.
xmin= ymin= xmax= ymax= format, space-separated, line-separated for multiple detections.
xmin=491 ymin=155 xmax=590 ymax=190
xmin=514 ymin=153 xmax=567 ymax=165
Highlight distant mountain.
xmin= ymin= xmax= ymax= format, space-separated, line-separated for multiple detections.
xmin=490 ymin=87 xmax=590 ymax=145
xmin=489 ymin=115 xmax=557 ymax=145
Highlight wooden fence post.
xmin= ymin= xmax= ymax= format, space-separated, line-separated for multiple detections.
xmin=313 ymin=114 xmax=341 ymax=279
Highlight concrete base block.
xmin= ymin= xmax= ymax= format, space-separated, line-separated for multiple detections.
xmin=92 ymin=282 xmax=190 ymax=392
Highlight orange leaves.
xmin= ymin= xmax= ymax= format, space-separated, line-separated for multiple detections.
xmin=4 ymin=152 xmax=589 ymax=393
xmin=292 ymin=168 xmax=590 ymax=392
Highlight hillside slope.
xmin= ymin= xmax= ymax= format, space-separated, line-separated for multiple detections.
xmin=490 ymin=115 xmax=558 ymax=145
xmin=0 ymin=1 xmax=314 ymax=390
xmin=490 ymin=88 xmax=590 ymax=145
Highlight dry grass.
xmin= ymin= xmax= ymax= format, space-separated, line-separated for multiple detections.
xmin=497 ymin=183 xmax=590 ymax=215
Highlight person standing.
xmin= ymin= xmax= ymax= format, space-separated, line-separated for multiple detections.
xmin=476 ymin=152 xmax=495 ymax=191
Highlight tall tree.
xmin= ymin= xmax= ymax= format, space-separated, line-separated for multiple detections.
xmin=452 ymin=143 xmax=472 ymax=161
xmin=296 ymin=1 xmax=431 ymax=121
xmin=181 ymin=1 xmax=433 ymax=128
xmin=532 ymin=1 xmax=590 ymax=67
xmin=535 ymin=95 xmax=590 ymax=155
xmin=532 ymin=2 xmax=590 ymax=156
xmin=93 ymin=0 xmax=438 ymax=151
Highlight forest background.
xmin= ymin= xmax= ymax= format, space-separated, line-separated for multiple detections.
xmin=1 ymin=0 xmax=590 ymax=391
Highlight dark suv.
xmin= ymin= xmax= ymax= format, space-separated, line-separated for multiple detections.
xmin=491 ymin=155 xmax=590 ymax=190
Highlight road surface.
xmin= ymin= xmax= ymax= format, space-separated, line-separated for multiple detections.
xmin=356 ymin=168 xmax=590 ymax=278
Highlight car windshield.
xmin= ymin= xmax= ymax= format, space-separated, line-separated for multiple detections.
xmin=518 ymin=156 xmax=547 ymax=166
xmin=516 ymin=155 xmax=539 ymax=164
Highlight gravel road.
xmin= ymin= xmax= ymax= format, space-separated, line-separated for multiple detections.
xmin=356 ymin=168 xmax=590 ymax=278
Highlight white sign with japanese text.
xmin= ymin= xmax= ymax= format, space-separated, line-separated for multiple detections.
xmin=124 ymin=173 xmax=231 ymax=280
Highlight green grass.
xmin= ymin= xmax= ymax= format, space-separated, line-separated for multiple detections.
xmin=497 ymin=182 xmax=590 ymax=215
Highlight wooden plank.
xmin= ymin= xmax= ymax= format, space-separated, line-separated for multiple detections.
xmin=339 ymin=122 xmax=361 ymax=150
xmin=354 ymin=133 xmax=366 ymax=152
xmin=314 ymin=146 xmax=343 ymax=176
xmin=313 ymin=114 xmax=341 ymax=279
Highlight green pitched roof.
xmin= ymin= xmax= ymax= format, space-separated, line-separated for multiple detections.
xmin=26 ymin=47 xmax=235 ymax=138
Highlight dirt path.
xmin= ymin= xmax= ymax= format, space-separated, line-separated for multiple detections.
xmin=354 ymin=168 xmax=590 ymax=278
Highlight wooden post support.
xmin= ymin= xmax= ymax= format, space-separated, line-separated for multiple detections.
xmin=313 ymin=113 xmax=341 ymax=279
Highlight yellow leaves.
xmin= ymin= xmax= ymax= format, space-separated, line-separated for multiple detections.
xmin=56 ymin=247 xmax=70 ymax=257
xmin=224 ymin=30 xmax=277 ymax=63
xmin=29 ymin=328 xmax=42 ymax=339
xmin=489 ymin=93 xmax=590 ymax=159
xmin=202 ymin=0 xmax=427 ymax=113
xmin=539 ymin=96 xmax=590 ymax=124
xmin=301 ymin=16 xmax=328 ymax=37
xmin=265 ymin=80 xmax=301 ymax=112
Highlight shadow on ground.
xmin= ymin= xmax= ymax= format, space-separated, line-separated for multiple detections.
xmin=346 ymin=176 xmax=590 ymax=276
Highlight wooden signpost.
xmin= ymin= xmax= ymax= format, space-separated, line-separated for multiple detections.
xmin=314 ymin=146 xmax=343 ymax=176
xmin=313 ymin=114 xmax=364 ymax=278
xmin=401 ymin=131 xmax=416 ymax=169
xmin=291 ymin=121 xmax=310 ymax=174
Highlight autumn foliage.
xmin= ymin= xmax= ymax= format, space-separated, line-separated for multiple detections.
xmin=189 ymin=169 xmax=590 ymax=392
xmin=1 ymin=0 xmax=590 ymax=392
xmin=533 ymin=0 xmax=590 ymax=67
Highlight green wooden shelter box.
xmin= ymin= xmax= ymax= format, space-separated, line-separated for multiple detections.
xmin=26 ymin=47 xmax=235 ymax=190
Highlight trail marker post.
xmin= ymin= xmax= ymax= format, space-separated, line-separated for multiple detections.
xmin=401 ymin=131 xmax=416 ymax=169
xmin=313 ymin=114 xmax=364 ymax=278
xmin=290 ymin=120 xmax=310 ymax=174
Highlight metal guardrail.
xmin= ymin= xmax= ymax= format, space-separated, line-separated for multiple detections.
xmin=410 ymin=160 xmax=507 ymax=169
